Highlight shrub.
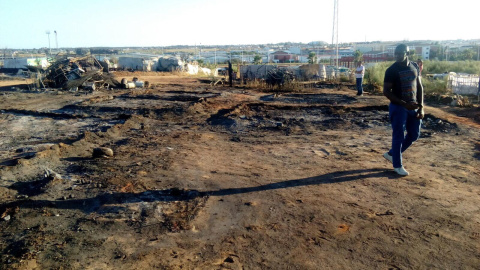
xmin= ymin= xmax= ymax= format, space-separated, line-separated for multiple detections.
xmin=365 ymin=62 xmax=392 ymax=91
xmin=421 ymin=77 xmax=448 ymax=95
xmin=339 ymin=75 xmax=351 ymax=83
xmin=424 ymin=60 xmax=480 ymax=75
xmin=365 ymin=60 xmax=480 ymax=95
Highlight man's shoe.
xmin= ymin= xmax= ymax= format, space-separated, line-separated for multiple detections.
xmin=383 ymin=152 xmax=393 ymax=164
xmin=394 ymin=166 xmax=409 ymax=176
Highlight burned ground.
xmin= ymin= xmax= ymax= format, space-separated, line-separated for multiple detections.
xmin=0 ymin=75 xmax=479 ymax=269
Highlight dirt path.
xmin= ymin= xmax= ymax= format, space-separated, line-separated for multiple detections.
xmin=0 ymin=75 xmax=479 ymax=269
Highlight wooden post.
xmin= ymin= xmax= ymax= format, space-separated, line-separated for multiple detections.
xmin=228 ymin=61 xmax=233 ymax=87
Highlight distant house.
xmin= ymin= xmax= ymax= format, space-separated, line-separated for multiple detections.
xmin=271 ymin=51 xmax=297 ymax=63
xmin=413 ymin=46 xmax=431 ymax=60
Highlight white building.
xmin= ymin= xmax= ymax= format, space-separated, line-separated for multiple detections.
xmin=419 ymin=46 xmax=431 ymax=60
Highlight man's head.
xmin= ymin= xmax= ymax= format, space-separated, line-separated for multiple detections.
xmin=394 ymin=44 xmax=409 ymax=63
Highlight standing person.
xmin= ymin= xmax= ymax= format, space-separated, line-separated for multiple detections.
xmin=416 ymin=59 xmax=423 ymax=76
xmin=382 ymin=44 xmax=424 ymax=176
xmin=355 ymin=61 xmax=365 ymax=96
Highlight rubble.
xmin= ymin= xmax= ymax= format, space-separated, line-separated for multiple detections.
xmin=42 ymin=56 xmax=121 ymax=90
xmin=265 ymin=68 xmax=295 ymax=89
xmin=156 ymin=57 xmax=184 ymax=72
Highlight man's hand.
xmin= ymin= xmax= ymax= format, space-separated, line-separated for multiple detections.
xmin=404 ymin=102 xmax=420 ymax=111
xmin=416 ymin=107 xmax=424 ymax=119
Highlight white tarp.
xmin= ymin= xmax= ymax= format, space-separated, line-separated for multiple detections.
xmin=156 ymin=57 xmax=184 ymax=72
xmin=240 ymin=65 xmax=277 ymax=80
xmin=200 ymin=67 xmax=211 ymax=75
xmin=118 ymin=56 xmax=158 ymax=71
xmin=184 ymin=64 xmax=199 ymax=75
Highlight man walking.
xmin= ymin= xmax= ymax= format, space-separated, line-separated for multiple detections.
xmin=355 ymin=61 xmax=365 ymax=96
xmin=383 ymin=44 xmax=424 ymax=176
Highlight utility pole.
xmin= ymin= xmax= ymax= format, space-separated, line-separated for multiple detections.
xmin=331 ymin=0 xmax=339 ymax=69
xmin=335 ymin=0 xmax=339 ymax=68
xmin=46 ymin=30 xmax=51 ymax=55
xmin=54 ymin=30 xmax=58 ymax=50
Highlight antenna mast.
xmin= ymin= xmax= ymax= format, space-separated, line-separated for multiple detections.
xmin=331 ymin=0 xmax=339 ymax=68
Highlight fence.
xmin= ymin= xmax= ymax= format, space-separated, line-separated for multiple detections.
xmin=448 ymin=73 xmax=480 ymax=95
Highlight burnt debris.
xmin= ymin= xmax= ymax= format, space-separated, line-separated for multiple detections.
xmin=42 ymin=56 xmax=121 ymax=90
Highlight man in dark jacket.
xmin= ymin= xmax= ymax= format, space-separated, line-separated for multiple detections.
xmin=382 ymin=44 xmax=424 ymax=176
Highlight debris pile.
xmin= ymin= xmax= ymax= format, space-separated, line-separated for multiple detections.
xmin=42 ymin=56 xmax=121 ymax=90
xmin=450 ymin=94 xmax=473 ymax=107
xmin=425 ymin=93 xmax=473 ymax=107
xmin=266 ymin=68 xmax=295 ymax=89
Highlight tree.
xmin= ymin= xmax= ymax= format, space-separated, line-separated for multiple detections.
xmin=308 ymin=52 xmax=317 ymax=64
xmin=460 ymin=49 xmax=474 ymax=60
xmin=430 ymin=49 xmax=440 ymax=60
xmin=354 ymin=50 xmax=363 ymax=63
xmin=253 ymin=55 xmax=262 ymax=64
xmin=408 ymin=49 xmax=417 ymax=60
xmin=75 ymin=48 xmax=90 ymax=55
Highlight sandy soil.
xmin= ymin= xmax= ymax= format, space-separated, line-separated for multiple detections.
xmin=0 ymin=73 xmax=479 ymax=269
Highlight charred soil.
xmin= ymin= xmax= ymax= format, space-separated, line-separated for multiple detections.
xmin=0 ymin=74 xmax=479 ymax=269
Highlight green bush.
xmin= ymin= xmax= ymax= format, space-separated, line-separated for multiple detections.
xmin=339 ymin=75 xmax=351 ymax=83
xmin=424 ymin=60 xmax=480 ymax=75
xmin=365 ymin=60 xmax=480 ymax=95
xmin=421 ymin=77 xmax=448 ymax=95
xmin=365 ymin=62 xmax=392 ymax=89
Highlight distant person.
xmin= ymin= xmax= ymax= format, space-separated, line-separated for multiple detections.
xmin=416 ymin=59 xmax=423 ymax=76
xmin=355 ymin=61 xmax=365 ymax=96
xmin=382 ymin=44 xmax=424 ymax=176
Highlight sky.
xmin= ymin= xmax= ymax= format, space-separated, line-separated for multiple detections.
xmin=0 ymin=0 xmax=479 ymax=49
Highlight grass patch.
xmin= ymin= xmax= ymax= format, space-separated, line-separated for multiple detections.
xmin=365 ymin=60 xmax=480 ymax=95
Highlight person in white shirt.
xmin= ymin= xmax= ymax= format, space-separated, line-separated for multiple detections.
xmin=355 ymin=61 xmax=365 ymax=96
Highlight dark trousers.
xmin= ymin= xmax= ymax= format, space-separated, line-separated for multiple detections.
xmin=356 ymin=78 xmax=363 ymax=95
xmin=387 ymin=103 xmax=422 ymax=168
